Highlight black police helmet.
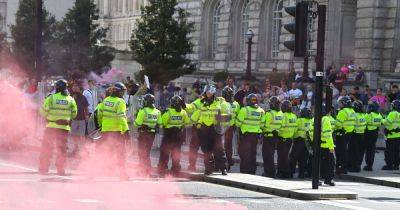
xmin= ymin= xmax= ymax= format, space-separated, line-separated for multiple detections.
xmin=367 ymin=101 xmax=379 ymax=113
xmin=391 ymin=100 xmax=400 ymax=112
xmin=222 ymin=86 xmax=234 ymax=102
xmin=281 ymin=100 xmax=292 ymax=113
xmin=114 ymin=82 xmax=127 ymax=91
xmin=246 ymin=93 xmax=258 ymax=107
xmin=352 ymin=100 xmax=364 ymax=113
xmin=338 ymin=96 xmax=352 ymax=108
xmin=300 ymin=108 xmax=312 ymax=119
xmin=143 ymin=94 xmax=155 ymax=108
xmin=55 ymin=79 xmax=68 ymax=92
xmin=170 ymin=95 xmax=183 ymax=111
xmin=269 ymin=96 xmax=281 ymax=111
xmin=321 ymin=103 xmax=327 ymax=116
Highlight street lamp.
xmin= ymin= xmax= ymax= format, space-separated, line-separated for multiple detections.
xmin=35 ymin=0 xmax=43 ymax=83
xmin=244 ymin=29 xmax=254 ymax=80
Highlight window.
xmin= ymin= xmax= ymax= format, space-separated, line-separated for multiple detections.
xmin=271 ymin=0 xmax=283 ymax=58
xmin=212 ymin=1 xmax=223 ymax=58
xmin=240 ymin=0 xmax=251 ymax=59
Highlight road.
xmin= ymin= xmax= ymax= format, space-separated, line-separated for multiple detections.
xmin=0 ymin=151 xmax=399 ymax=210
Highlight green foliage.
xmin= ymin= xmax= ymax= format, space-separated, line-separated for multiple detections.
xmin=130 ymin=0 xmax=195 ymax=85
xmin=53 ymin=0 xmax=114 ymax=75
xmin=11 ymin=0 xmax=56 ymax=75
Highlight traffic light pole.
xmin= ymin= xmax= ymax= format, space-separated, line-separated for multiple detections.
xmin=35 ymin=0 xmax=43 ymax=83
xmin=312 ymin=4 xmax=326 ymax=190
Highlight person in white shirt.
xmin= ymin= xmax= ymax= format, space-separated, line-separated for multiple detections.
xmin=288 ymin=82 xmax=303 ymax=100
xmin=83 ymin=80 xmax=97 ymax=115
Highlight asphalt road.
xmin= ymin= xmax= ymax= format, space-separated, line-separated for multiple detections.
xmin=0 ymin=150 xmax=399 ymax=210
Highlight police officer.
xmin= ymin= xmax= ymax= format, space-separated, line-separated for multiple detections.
xmin=222 ymin=87 xmax=240 ymax=168
xmin=351 ymin=100 xmax=366 ymax=172
xmin=290 ymin=107 xmax=312 ymax=178
xmin=39 ymin=79 xmax=77 ymax=176
xmin=158 ymin=96 xmax=190 ymax=177
xmin=262 ymin=96 xmax=283 ymax=178
xmin=236 ymin=94 xmax=265 ymax=174
xmin=96 ymin=82 xmax=130 ymax=179
xmin=191 ymin=85 xmax=228 ymax=175
xmin=335 ymin=96 xmax=356 ymax=174
xmin=187 ymin=95 xmax=204 ymax=172
xmin=309 ymin=104 xmax=336 ymax=186
xmin=134 ymin=94 xmax=162 ymax=176
xmin=382 ymin=100 xmax=400 ymax=170
xmin=361 ymin=101 xmax=382 ymax=171
xmin=277 ymin=100 xmax=297 ymax=179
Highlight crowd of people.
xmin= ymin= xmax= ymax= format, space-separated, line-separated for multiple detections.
xmin=35 ymin=71 xmax=400 ymax=187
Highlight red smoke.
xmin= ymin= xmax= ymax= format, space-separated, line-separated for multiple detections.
xmin=0 ymin=71 xmax=246 ymax=210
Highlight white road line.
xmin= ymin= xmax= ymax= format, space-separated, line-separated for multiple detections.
xmin=0 ymin=161 xmax=73 ymax=180
xmin=74 ymin=199 xmax=101 ymax=203
xmin=314 ymin=200 xmax=373 ymax=210
xmin=246 ymin=199 xmax=271 ymax=204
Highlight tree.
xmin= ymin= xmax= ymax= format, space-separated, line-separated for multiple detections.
xmin=10 ymin=0 xmax=56 ymax=76
xmin=130 ymin=0 xmax=195 ymax=85
xmin=54 ymin=0 xmax=114 ymax=75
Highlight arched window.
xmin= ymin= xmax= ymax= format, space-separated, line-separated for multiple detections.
xmin=271 ymin=0 xmax=283 ymax=58
xmin=240 ymin=0 xmax=251 ymax=59
xmin=212 ymin=2 xmax=223 ymax=58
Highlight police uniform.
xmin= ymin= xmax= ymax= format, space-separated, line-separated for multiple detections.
xmin=276 ymin=101 xmax=297 ymax=178
xmin=96 ymin=90 xmax=130 ymax=178
xmin=224 ymin=100 xmax=240 ymax=166
xmin=382 ymin=100 xmax=400 ymax=170
xmin=309 ymin=115 xmax=336 ymax=185
xmin=39 ymin=91 xmax=77 ymax=175
xmin=191 ymin=86 xmax=228 ymax=175
xmin=158 ymin=105 xmax=190 ymax=176
xmin=262 ymin=98 xmax=283 ymax=178
xmin=187 ymin=97 xmax=203 ymax=171
xmin=335 ymin=97 xmax=356 ymax=174
xmin=289 ymin=114 xmax=311 ymax=178
xmin=236 ymin=95 xmax=265 ymax=174
xmin=361 ymin=104 xmax=382 ymax=171
xmin=353 ymin=105 xmax=366 ymax=172
xmin=134 ymin=102 xmax=162 ymax=175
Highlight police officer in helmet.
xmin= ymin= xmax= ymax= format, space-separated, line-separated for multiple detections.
xmin=222 ymin=86 xmax=240 ymax=167
xmin=236 ymin=93 xmax=265 ymax=174
xmin=361 ymin=101 xmax=382 ymax=171
xmin=134 ymin=93 xmax=162 ymax=176
xmin=39 ymin=79 xmax=77 ymax=176
xmin=382 ymin=100 xmax=400 ymax=170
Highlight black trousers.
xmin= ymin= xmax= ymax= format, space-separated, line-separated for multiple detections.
xmin=335 ymin=133 xmax=352 ymax=173
xmin=224 ymin=126 xmax=235 ymax=165
xmin=137 ymin=130 xmax=155 ymax=174
xmin=321 ymin=148 xmax=335 ymax=183
xmin=238 ymin=133 xmax=259 ymax=174
xmin=348 ymin=133 xmax=362 ymax=171
xmin=384 ymin=138 xmax=400 ymax=168
xmin=95 ymin=132 xmax=127 ymax=176
xmin=289 ymin=138 xmax=306 ymax=176
xmin=158 ymin=127 xmax=183 ymax=173
xmin=39 ymin=128 xmax=69 ymax=173
xmin=277 ymin=138 xmax=292 ymax=177
xmin=360 ymin=130 xmax=378 ymax=168
xmin=262 ymin=136 xmax=279 ymax=177
xmin=198 ymin=126 xmax=227 ymax=172
xmin=189 ymin=127 xmax=201 ymax=167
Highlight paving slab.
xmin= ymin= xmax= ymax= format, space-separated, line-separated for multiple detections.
xmin=182 ymin=172 xmax=358 ymax=200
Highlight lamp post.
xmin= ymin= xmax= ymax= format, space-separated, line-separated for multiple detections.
xmin=244 ymin=29 xmax=254 ymax=80
xmin=35 ymin=0 xmax=43 ymax=83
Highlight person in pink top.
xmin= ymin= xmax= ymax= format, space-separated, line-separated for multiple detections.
xmin=340 ymin=64 xmax=349 ymax=79
xmin=370 ymin=88 xmax=387 ymax=110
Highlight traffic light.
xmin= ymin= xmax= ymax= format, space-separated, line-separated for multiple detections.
xmin=283 ymin=2 xmax=309 ymax=57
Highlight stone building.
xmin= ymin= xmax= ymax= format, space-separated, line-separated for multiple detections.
xmin=97 ymin=0 xmax=400 ymax=88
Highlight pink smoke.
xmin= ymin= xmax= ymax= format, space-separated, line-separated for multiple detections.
xmin=0 ymin=69 xmax=246 ymax=210
xmin=89 ymin=68 xmax=124 ymax=84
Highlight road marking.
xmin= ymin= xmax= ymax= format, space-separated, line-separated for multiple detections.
xmin=74 ymin=199 xmax=101 ymax=203
xmin=314 ymin=200 xmax=373 ymax=210
xmin=246 ymin=199 xmax=271 ymax=204
xmin=0 ymin=161 xmax=73 ymax=180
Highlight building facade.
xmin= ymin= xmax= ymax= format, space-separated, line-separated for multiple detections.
xmin=98 ymin=0 xmax=400 ymax=88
